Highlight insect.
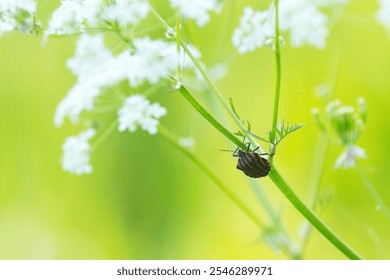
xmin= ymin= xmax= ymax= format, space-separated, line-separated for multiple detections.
xmin=224 ymin=142 xmax=271 ymax=178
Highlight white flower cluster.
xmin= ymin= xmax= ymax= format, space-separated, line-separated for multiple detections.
xmin=45 ymin=0 xmax=150 ymax=36
xmin=170 ymin=0 xmax=222 ymax=27
xmin=118 ymin=95 xmax=167 ymax=135
xmin=54 ymin=34 xmax=177 ymax=127
xmin=231 ymin=7 xmax=273 ymax=54
xmin=61 ymin=128 xmax=96 ymax=175
xmin=0 ymin=0 xmax=36 ymax=36
xmin=232 ymin=0 xmax=350 ymax=53
xmin=378 ymin=0 xmax=390 ymax=34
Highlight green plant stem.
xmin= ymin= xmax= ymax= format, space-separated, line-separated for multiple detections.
xmin=91 ymin=120 xmax=117 ymax=151
xmin=269 ymin=168 xmax=362 ymax=259
xmin=178 ymin=86 xmax=244 ymax=149
xmin=175 ymin=11 xmax=182 ymax=81
xmin=178 ymin=85 xmax=362 ymax=259
xmin=269 ymin=0 xmax=282 ymax=161
xmin=158 ymin=125 xmax=263 ymax=228
xmin=357 ymin=164 xmax=390 ymax=220
xmin=181 ymin=42 xmax=261 ymax=152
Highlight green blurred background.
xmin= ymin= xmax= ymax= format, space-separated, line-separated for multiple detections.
xmin=1 ymin=0 xmax=390 ymax=259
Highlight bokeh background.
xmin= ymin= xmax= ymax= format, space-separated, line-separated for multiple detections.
xmin=1 ymin=0 xmax=390 ymax=259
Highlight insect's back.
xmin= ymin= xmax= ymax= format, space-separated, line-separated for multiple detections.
xmin=236 ymin=151 xmax=271 ymax=178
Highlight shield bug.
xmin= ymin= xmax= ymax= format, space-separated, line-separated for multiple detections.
xmin=223 ymin=142 xmax=271 ymax=178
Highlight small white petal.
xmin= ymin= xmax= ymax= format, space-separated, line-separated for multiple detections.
xmin=335 ymin=145 xmax=366 ymax=169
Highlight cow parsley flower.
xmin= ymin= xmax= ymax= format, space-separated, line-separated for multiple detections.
xmin=45 ymin=0 xmax=102 ymax=36
xmin=232 ymin=0 xmax=341 ymax=53
xmin=54 ymin=34 xmax=115 ymax=126
xmin=378 ymin=0 xmax=390 ymax=34
xmin=170 ymin=0 xmax=222 ymax=27
xmin=0 ymin=0 xmax=37 ymax=35
xmin=123 ymin=37 xmax=177 ymax=87
xmin=279 ymin=0 xmax=328 ymax=48
xmin=118 ymin=95 xmax=167 ymax=135
xmin=61 ymin=128 xmax=96 ymax=175
xmin=66 ymin=34 xmax=113 ymax=81
xmin=232 ymin=7 xmax=273 ymax=54
xmin=102 ymin=0 xmax=149 ymax=26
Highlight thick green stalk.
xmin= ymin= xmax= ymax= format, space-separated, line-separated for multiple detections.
xmin=178 ymin=86 xmax=244 ymax=149
xmin=269 ymin=168 xmax=362 ymax=260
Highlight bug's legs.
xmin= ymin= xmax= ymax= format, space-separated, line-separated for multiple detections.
xmin=246 ymin=142 xmax=251 ymax=152
xmin=253 ymin=146 xmax=259 ymax=153
xmin=232 ymin=146 xmax=240 ymax=157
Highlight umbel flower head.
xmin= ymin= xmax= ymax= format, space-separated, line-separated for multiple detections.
xmin=232 ymin=0 xmax=350 ymax=53
xmin=118 ymin=95 xmax=167 ymax=135
xmin=61 ymin=128 xmax=96 ymax=175
xmin=312 ymin=98 xmax=367 ymax=169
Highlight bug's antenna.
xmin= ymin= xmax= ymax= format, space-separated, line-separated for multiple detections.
xmin=220 ymin=149 xmax=234 ymax=152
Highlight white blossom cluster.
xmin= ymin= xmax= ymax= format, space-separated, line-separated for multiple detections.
xmin=61 ymin=128 xmax=96 ymax=175
xmin=44 ymin=0 xmax=217 ymax=175
xmin=0 ymin=0 xmax=36 ymax=36
xmin=54 ymin=34 xmax=176 ymax=127
xmin=232 ymin=0 xmax=350 ymax=53
xmin=170 ymin=0 xmax=222 ymax=27
xmin=45 ymin=0 xmax=150 ymax=36
xmin=378 ymin=0 xmax=390 ymax=35
xmin=118 ymin=95 xmax=167 ymax=135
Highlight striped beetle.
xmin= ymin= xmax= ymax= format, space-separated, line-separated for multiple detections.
xmin=230 ymin=142 xmax=271 ymax=178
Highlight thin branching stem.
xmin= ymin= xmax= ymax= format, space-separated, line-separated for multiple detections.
xmin=357 ymin=164 xmax=390 ymax=220
xmin=269 ymin=0 xmax=282 ymax=161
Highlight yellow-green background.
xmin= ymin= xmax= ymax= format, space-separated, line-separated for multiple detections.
xmin=0 ymin=1 xmax=389 ymax=259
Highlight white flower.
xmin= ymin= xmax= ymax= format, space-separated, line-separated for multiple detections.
xmin=232 ymin=0 xmax=335 ymax=52
xmin=378 ymin=0 xmax=390 ymax=34
xmin=0 ymin=0 xmax=36 ymax=35
xmin=66 ymin=34 xmax=113 ymax=80
xmin=54 ymin=34 xmax=116 ymax=126
xmin=61 ymin=128 xmax=96 ymax=175
xmin=118 ymin=95 xmax=167 ymax=135
xmin=335 ymin=145 xmax=366 ymax=169
xmin=124 ymin=37 xmax=177 ymax=86
xmin=54 ymin=81 xmax=100 ymax=126
xmin=279 ymin=0 xmax=328 ymax=48
xmin=170 ymin=0 xmax=222 ymax=27
xmin=102 ymin=0 xmax=149 ymax=26
xmin=45 ymin=0 xmax=102 ymax=36
xmin=232 ymin=6 xmax=273 ymax=54
xmin=54 ymin=35 xmax=184 ymax=126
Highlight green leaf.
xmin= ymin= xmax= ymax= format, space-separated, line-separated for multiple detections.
xmin=229 ymin=97 xmax=241 ymax=120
